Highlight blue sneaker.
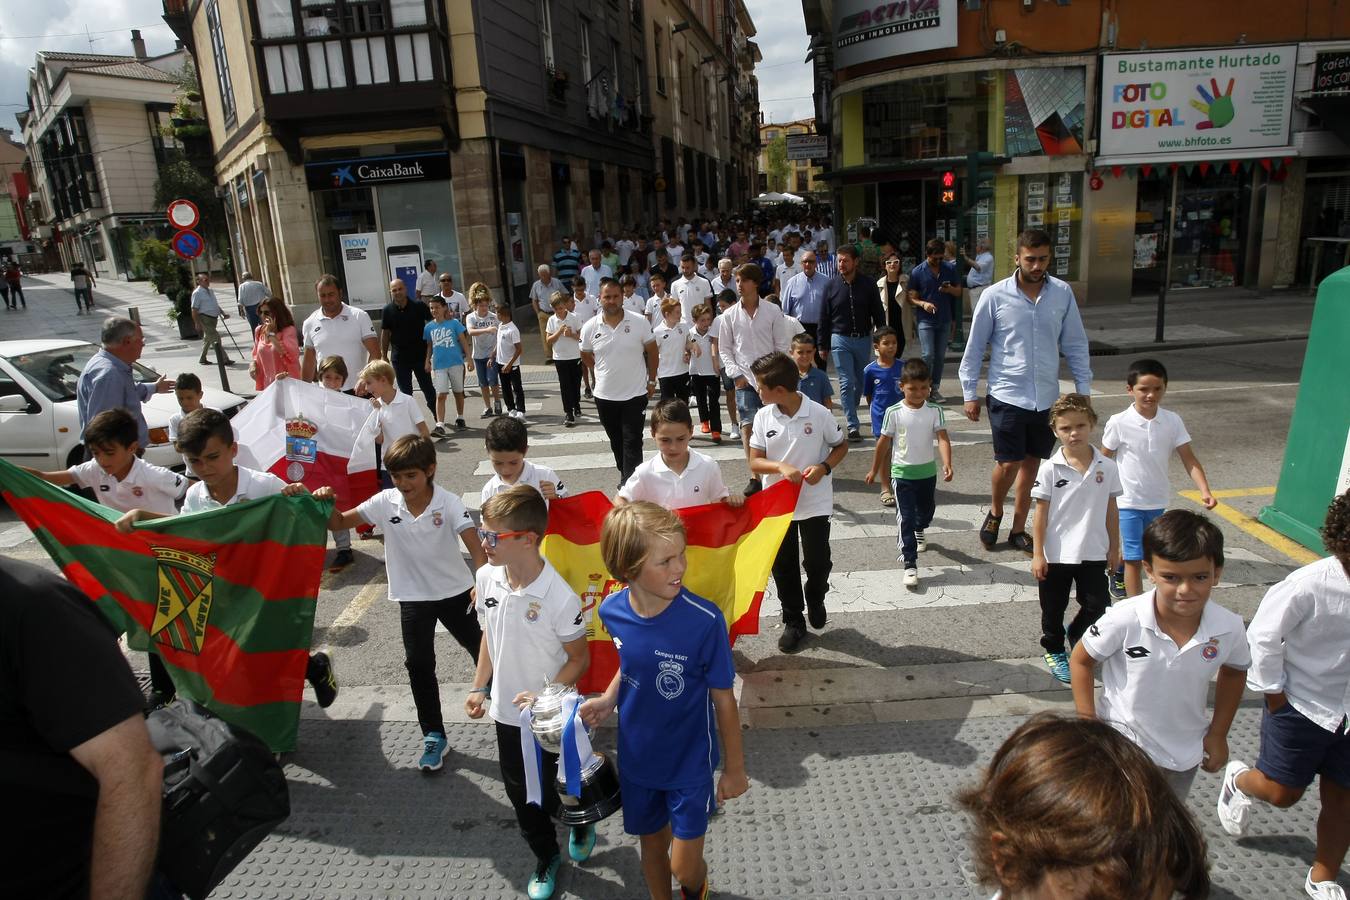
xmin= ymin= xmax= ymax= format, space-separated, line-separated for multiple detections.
xmin=1044 ymin=652 xmax=1071 ymax=684
xmin=526 ymin=855 xmax=561 ymax=900
xmin=418 ymin=732 xmax=449 ymax=772
xmin=568 ymin=824 xmax=596 ymax=862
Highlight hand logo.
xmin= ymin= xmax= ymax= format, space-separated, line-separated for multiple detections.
xmin=1191 ymin=77 xmax=1236 ymax=130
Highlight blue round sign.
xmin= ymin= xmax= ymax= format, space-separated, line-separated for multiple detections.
xmin=171 ymin=229 xmax=204 ymax=260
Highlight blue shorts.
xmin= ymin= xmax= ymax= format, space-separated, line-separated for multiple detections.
xmin=719 ymin=368 xmax=736 ymax=393
xmin=1119 ymin=507 xmax=1165 ymax=561
xmin=474 ymin=356 xmax=498 ymax=387
xmin=621 ymin=776 xmax=715 ymax=839
xmin=735 ymin=386 xmax=763 ymax=430
xmin=1255 ymin=699 xmax=1350 ymax=790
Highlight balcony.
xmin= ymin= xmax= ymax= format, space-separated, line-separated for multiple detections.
xmin=162 ymin=0 xmax=191 ymax=46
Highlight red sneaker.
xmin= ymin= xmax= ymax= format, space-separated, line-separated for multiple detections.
xmin=711 ymin=431 xmax=722 ymax=444
xmin=701 ymin=421 xmax=711 ymax=434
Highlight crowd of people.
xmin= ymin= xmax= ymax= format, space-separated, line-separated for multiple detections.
xmin=2 ymin=208 xmax=1347 ymax=900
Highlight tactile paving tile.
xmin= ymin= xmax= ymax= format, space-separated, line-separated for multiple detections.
xmin=210 ymin=708 xmax=1340 ymax=898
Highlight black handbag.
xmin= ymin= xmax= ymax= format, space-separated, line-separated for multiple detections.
xmin=146 ymin=699 xmax=290 ymax=900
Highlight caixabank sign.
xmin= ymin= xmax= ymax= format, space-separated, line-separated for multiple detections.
xmin=304 ymin=151 xmax=451 ymax=191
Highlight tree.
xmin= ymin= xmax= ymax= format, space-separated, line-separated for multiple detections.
xmin=764 ymin=134 xmax=790 ymax=194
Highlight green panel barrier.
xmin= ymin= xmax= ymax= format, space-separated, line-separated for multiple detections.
xmin=1258 ymin=267 xmax=1350 ymax=552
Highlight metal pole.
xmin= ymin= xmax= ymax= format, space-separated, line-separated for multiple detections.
xmin=1155 ymin=165 xmax=1179 ymax=344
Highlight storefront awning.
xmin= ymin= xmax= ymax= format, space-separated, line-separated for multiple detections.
xmin=1093 ymin=146 xmax=1297 ymax=168
xmin=1303 ymin=96 xmax=1350 ymax=147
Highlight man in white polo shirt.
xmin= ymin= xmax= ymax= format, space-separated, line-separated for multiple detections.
xmin=580 ymin=277 xmax=658 ymax=486
xmin=301 ymin=273 xmax=382 ymax=392
xmin=670 ymin=254 xmax=714 ymax=323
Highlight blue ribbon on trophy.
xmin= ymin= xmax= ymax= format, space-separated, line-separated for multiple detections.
xmin=520 ymin=681 xmax=621 ymax=824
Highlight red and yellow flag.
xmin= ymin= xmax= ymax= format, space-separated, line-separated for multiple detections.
xmin=540 ymin=481 xmax=799 ymax=693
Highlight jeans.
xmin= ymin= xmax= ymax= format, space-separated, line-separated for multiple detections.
xmin=555 ymin=358 xmax=582 ymax=417
xmin=595 ymin=393 xmax=648 ymax=482
xmin=393 ymin=351 xmax=437 ymax=410
xmin=399 ymin=592 xmax=482 ymax=735
xmin=496 ymin=720 xmax=562 ymax=864
xmin=1038 ymin=561 xmax=1109 ymax=654
xmin=243 ymin=303 xmax=262 ymax=332
xmin=771 ymin=515 xmax=833 ymax=629
xmin=916 ymin=320 xmax=948 ymax=390
xmin=690 ymin=373 xmax=722 ymax=432
xmin=829 ymin=334 xmax=871 ymax=431
xmin=74 ymin=287 xmax=93 ymax=310
xmin=893 ymin=476 xmax=936 ymax=567
xmin=496 ymin=363 xmax=525 ymax=413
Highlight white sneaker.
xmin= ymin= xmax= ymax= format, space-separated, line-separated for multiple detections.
xmin=1306 ymin=869 xmax=1348 ymax=900
xmin=914 ymin=530 xmax=927 ymax=552
xmin=903 ymin=568 xmax=919 ymax=588
xmin=1216 ymin=760 xmax=1253 ymax=837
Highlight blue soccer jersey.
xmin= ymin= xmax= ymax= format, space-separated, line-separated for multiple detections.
xmin=599 ymin=587 xmax=736 ymax=790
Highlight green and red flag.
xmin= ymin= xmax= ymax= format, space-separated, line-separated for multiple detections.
xmin=0 ymin=460 xmax=331 ymax=752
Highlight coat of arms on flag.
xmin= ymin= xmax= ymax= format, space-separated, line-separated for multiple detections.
xmin=284 ymin=415 xmax=319 ymax=481
xmin=151 ymin=546 xmax=216 ymax=655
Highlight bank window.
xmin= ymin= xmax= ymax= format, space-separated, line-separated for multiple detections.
xmin=653 ymin=27 xmax=665 ymax=95
xmin=1019 ymin=173 xmax=1082 ymax=281
xmin=206 ymin=0 xmax=237 ymax=127
xmin=539 ymin=0 xmax=555 ymax=70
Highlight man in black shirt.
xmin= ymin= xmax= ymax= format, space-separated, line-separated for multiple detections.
xmin=0 ymin=558 xmax=163 ymax=899
xmin=820 ymin=244 xmax=887 ymax=441
xmin=380 ymin=278 xmax=436 ymax=410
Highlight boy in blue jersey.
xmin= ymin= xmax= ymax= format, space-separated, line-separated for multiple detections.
xmin=580 ymin=502 xmax=749 ymax=900
xmin=862 ymin=326 xmax=904 ymax=509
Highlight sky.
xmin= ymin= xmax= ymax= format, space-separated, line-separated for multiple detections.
xmin=0 ymin=0 xmax=817 ymax=137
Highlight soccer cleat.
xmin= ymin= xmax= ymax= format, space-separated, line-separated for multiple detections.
xmin=1043 ymin=651 xmax=1070 ymax=684
xmin=418 ymin=732 xmax=450 ymax=772
xmin=307 ymin=651 xmax=338 ymax=708
xmin=1305 ymin=869 xmax=1348 ymax=900
xmin=778 ymin=624 xmax=807 ymax=653
xmin=979 ymin=512 xmax=1002 ymax=549
xmin=903 ymin=568 xmax=919 ymax=588
xmin=701 ymin=421 xmax=711 ymax=434
xmin=914 ymin=530 xmax=927 ymax=552
xmin=568 ymin=824 xmax=596 ymax=862
xmin=1216 ymin=760 xmax=1253 ymax=837
xmin=1108 ymin=566 xmax=1127 ymax=601
xmin=526 ymin=855 xmax=562 ymax=900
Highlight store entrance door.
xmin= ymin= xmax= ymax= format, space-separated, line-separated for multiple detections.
xmin=1132 ymin=169 xmax=1252 ymax=296
xmin=878 ymin=179 xmax=924 ymax=272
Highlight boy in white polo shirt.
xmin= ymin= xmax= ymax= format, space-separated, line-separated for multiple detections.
xmin=1070 ymin=509 xmax=1248 ymax=799
xmin=326 ymin=434 xmax=486 ymax=773
xmin=479 ymin=416 xmax=566 ymax=507
xmin=1102 ymin=358 xmax=1217 ymax=599
xmin=465 ymin=486 xmax=591 ymax=900
xmin=360 ymin=359 xmax=430 ymax=489
xmin=748 ymin=351 xmax=848 ymax=655
xmin=1031 ymin=394 xmax=1122 ymax=684
xmin=616 ymin=399 xmax=740 ymax=510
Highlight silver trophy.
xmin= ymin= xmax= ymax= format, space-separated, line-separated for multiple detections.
xmin=528 ymin=681 xmax=621 ymax=825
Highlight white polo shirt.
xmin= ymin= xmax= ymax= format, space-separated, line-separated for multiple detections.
xmin=671 ymin=273 xmax=714 ymax=323
xmin=476 ymin=559 xmax=586 ymax=725
xmin=375 ymin=391 xmax=426 ymax=446
xmin=182 ymin=465 xmax=286 ymax=513
xmin=750 ymin=394 xmax=845 ymax=521
xmin=580 ymin=263 xmax=613 ymax=297
xmin=618 ymin=449 xmax=729 ymax=509
xmin=644 ymin=294 xmax=670 ymax=328
xmin=1101 ymin=405 xmax=1192 ymax=510
xmin=68 ymin=457 xmax=187 ymax=516
xmin=495 ymin=320 xmax=522 ymax=365
xmin=480 ymin=459 xmax=567 ymax=507
xmin=546 ymin=311 xmax=582 ymax=361
xmin=622 ymin=293 xmax=646 ymax=317
xmin=1082 ymin=593 xmax=1250 ymax=771
xmin=572 ymin=293 xmax=599 ymax=324
xmin=302 ymin=304 xmax=376 ymax=391
xmin=1030 ymin=448 xmax=1122 ymax=564
xmin=654 ymin=321 xmax=691 ymax=378
xmin=357 ymin=485 xmax=475 ymax=602
xmin=580 ymin=310 xmax=654 ymax=402
xmin=688 ymin=326 xmax=716 ymax=377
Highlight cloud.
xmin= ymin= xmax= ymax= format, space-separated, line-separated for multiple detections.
xmin=0 ymin=0 xmax=177 ymax=134
xmin=743 ymin=0 xmax=815 ymax=125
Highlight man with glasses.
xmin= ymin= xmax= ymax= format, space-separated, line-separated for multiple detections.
xmin=780 ymin=250 xmax=829 ymax=368
xmin=435 ymin=271 xmax=468 ymax=321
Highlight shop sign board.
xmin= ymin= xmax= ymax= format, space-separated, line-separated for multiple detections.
xmin=1099 ymin=46 xmax=1296 ymax=158
xmin=832 ymin=0 xmax=957 ymax=71
xmin=786 ymin=135 xmax=828 ymax=161
xmin=305 ymin=152 xmax=451 ymax=191
xmin=1313 ymin=51 xmax=1350 ymax=94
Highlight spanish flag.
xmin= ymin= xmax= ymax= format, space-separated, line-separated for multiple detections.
xmin=540 ymin=481 xmax=800 ymax=693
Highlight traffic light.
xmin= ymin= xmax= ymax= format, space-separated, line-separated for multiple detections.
xmin=965 ymin=152 xmax=997 ymax=212
xmin=940 ymin=169 xmax=958 ymax=206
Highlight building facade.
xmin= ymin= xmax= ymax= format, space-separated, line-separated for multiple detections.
xmin=758 ymin=118 xmax=825 ymax=197
xmin=801 ymin=0 xmax=1350 ymax=303
xmin=18 ymin=35 xmax=190 ymax=280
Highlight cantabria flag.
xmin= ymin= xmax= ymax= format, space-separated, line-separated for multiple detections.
xmin=0 ymin=460 xmax=331 ymax=752
xmin=540 ymin=481 xmax=799 ymax=693
xmin=233 ymin=377 xmax=379 ymax=512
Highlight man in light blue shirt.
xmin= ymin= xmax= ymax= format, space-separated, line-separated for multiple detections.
xmin=958 ymin=229 xmax=1092 ymax=554
xmin=190 ymin=273 xmax=233 ymax=365
xmin=76 ymin=317 xmax=173 ymax=450
xmin=780 ymin=250 xmax=829 ymax=367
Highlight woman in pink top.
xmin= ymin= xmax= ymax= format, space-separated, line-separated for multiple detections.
xmin=249 ymin=296 xmax=301 ymax=388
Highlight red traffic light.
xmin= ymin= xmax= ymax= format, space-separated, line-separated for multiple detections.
xmin=941 ymin=170 xmax=956 ymax=188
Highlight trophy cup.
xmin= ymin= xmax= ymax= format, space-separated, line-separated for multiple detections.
xmin=526 ymin=681 xmax=621 ymax=825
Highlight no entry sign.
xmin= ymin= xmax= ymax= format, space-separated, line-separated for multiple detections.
xmin=171 ymin=229 xmax=205 ymax=260
xmin=167 ymin=199 xmax=200 ymax=230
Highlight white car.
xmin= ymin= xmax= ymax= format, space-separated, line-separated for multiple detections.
xmin=0 ymin=339 xmax=246 ymax=471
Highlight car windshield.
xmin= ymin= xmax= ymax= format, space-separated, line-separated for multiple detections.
xmin=3 ymin=345 xmax=160 ymax=402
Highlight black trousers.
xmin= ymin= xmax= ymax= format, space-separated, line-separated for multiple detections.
xmin=658 ymin=373 xmax=690 ymax=402
xmin=595 ymin=394 xmax=648 ymax=481
xmin=690 ymin=374 xmax=722 ymax=433
xmin=4 ymin=283 xmax=22 ymax=308
xmin=1038 ymin=561 xmax=1109 ymax=654
xmin=496 ymin=363 xmax=526 ymax=413
xmin=495 ymin=720 xmax=562 ymax=864
xmin=400 ymin=592 xmax=482 ymax=735
xmin=555 ymin=359 xmax=582 ymax=416
xmin=392 ymin=351 xmax=437 ymax=410
xmin=772 ymin=515 xmax=833 ymax=628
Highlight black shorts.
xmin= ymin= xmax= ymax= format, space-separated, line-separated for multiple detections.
xmin=987 ymin=395 xmax=1055 ymax=462
xmin=1255 ymin=700 xmax=1350 ymax=790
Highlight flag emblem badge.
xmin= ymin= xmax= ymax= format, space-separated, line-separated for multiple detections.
xmin=150 ymin=547 xmax=217 ymax=655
